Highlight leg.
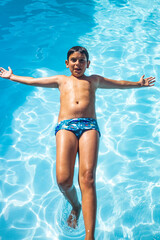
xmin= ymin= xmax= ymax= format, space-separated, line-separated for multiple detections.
xmin=56 ymin=130 xmax=81 ymax=227
xmin=78 ymin=130 xmax=99 ymax=240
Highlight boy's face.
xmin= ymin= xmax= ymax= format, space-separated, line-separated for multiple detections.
xmin=65 ymin=52 xmax=90 ymax=78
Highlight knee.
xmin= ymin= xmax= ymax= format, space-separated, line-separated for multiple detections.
xmin=56 ymin=173 xmax=73 ymax=190
xmin=79 ymin=170 xmax=95 ymax=188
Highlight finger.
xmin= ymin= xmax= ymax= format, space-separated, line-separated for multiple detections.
xmin=140 ymin=75 xmax=145 ymax=81
xmin=149 ymin=81 xmax=155 ymax=85
xmin=149 ymin=79 xmax=155 ymax=82
xmin=146 ymin=77 xmax=155 ymax=80
xmin=0 ymin=67 xmax=5 ymax=71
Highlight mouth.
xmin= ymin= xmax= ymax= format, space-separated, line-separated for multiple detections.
xmin=74 ymin=68 xmax=81 ymax=72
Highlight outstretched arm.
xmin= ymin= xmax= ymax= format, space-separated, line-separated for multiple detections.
xmin=97 ymin=74 xmax=155 ymax=89
xmin=0 ymin=67 xmax=60 ymax=88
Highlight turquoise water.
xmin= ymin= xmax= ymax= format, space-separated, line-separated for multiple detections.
xmin=0 ymin=0 xmax=160 ymax=239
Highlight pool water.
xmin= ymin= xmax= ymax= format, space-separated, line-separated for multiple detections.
xmin=0 ymin=0 xmax=160 ymax=239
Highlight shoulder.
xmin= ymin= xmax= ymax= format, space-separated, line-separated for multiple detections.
xmin=87 ymin=74 xmax=101 ymax=82
xmin=54 ymin=75 xmax=68 ymax=84
xmin=87 ymin=74 xmax=101 ymax=88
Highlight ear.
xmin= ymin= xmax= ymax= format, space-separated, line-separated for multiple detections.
xmin=87 ymin=60 xmax=90 ymax=68
xmin=65 ymin=60 xmax=69 ymax=68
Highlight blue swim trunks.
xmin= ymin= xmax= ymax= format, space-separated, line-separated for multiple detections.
xmin=55 ymin=118 xmax=101 ymax=139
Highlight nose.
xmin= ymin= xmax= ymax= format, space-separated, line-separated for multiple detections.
xmin=75 ymin=60 xmax=80 ymax=65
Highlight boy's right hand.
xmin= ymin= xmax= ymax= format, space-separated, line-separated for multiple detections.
xmin=0 ymin=67 xmax=13 ymax=79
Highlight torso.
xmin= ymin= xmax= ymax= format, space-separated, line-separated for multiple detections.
xmin=57 ymin=75 xmax=98 ymax=122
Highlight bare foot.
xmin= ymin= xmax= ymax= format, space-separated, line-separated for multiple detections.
xmin=67 ymin=204 xmax=81 ymax=228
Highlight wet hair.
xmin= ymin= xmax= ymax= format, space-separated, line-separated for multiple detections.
xmin=67 ymin=46 xmax=89 ymax=62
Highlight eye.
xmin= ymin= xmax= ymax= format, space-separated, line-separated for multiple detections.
xmin=79 ymin=59 xmax=85 ymax=63
xmin=71 ymin=58 xmax=77 ymax=62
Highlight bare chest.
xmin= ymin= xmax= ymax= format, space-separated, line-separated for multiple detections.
xmin=60 ymin=79 xmax=95 ymax=97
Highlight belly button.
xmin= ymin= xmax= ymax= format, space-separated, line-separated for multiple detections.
xmin=76 ymin=101 xmax=79 ymax=104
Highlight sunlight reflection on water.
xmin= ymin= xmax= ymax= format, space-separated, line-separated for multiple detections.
xmin=0 ymin=0 xmax=160 ymax=239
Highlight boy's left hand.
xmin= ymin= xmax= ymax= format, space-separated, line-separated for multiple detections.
xmin=138 ymin=75 xmax=155 ymax=87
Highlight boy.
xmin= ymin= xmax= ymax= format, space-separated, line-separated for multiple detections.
xmin=0 ymin=46 xmax=155 ymax=240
